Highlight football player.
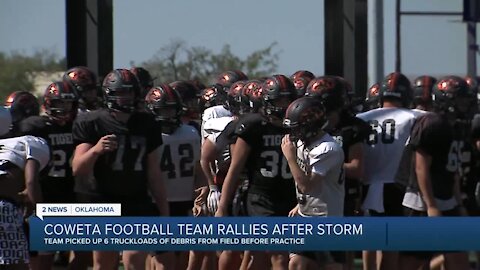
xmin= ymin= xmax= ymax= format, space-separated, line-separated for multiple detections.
xmin=19 ymin=81 xmax=80 ymax=270
xmin=399 ymin=76 xmax=470 ymax=270
xmin=282 ymin=96 xmax=344 ymax=270
xmin=145 ymin=84 xmax=205 ymax=270
xmin=216 ymin=74 xmax=297 ymax=270
xmin=72 ymin=69 xmax=169 ymax=270
xmin=305 ymin=76 xmax=370 ymax=269
xmin=63 ymin=66 xmax=101 ymax=113
xmin=3 ymin=91 xmax=40 ymax=138
xmin=356 ymin=72 xmax=418 ymax=270
xmin=0 ymin=135 xmax=50 ymax=269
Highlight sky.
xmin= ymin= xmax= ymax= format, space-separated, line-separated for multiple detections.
xmin=0 ymin=0 xmax=473 ymax=82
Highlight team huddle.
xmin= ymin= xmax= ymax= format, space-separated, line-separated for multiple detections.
xmin=0 ymin=66 xmax=479 ymax=270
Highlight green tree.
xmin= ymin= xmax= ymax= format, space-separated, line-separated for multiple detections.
xmin=138 ymin=39 xmax=280 ymax=85
xmin=0 ymin=49 xmax=66 ymax=101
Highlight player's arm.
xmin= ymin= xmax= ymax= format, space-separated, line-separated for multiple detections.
xmin=216 ymin=138 xmax=250 ymax=217
xmin=200 ymin=138 xmax=217 ymax=187
xmin=147 ymin=147 xmax=170 ymax=216
xmin=415 ymin=149 xmax=440 ymax=216
xmin=24 ymin=158 xmax=42 ymax=203
xmin=72 ymin=135 xmax=117 ymax=176
xmin=344 ymin=142 xmax=363 ymax=180
xmin=281 ymin=135 xmax=325 ymax=193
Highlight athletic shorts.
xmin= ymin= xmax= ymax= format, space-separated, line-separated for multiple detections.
xmin=245 ymin=192 xmax=296 ymax=217
xmin=0 ymin=200 xmax=29 ymax=265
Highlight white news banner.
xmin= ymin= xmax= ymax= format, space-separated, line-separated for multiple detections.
xmin=36 ymin=203 xmax=121 ymax=220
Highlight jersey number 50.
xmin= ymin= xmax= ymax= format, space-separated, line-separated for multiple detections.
xmin=367 ymin=119 xmax=396 ymax=145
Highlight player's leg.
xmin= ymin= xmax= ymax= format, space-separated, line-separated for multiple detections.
xmin=92 ymin=251 xmax=119 ymax=270
xmin=122 ymin=250 xmax=148 ymax=270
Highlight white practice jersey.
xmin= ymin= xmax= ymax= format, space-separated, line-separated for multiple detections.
xmin=0 ymin=106 xmax=12 ymax=136
xmin=0 ymin=135 xmax=50 ymax=171
xmin=201 ymin=105 xmax=232 ymax=140
xmin=204 ymin=116 xmax=235 ymax=144
xmin=357 ymin=107 xmax=419 ymax=185
xmin=159 ymin=124 xmax=201 ymax=202
xmin=296 ymin=134 xmax=345 ymax=217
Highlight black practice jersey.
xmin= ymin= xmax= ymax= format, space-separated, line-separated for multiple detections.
xmin=73 ymin=109 xmax=163 ymax=199
xmin=235 ymin=113 xmax=296 ymax=202
xmin=408 ymin=113 xmax=454 ymax=200
xmin=20 ymin=115 xmax=76 ymax=201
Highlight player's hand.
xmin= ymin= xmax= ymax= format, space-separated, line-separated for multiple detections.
xmin=427 ymin=206 xmax=441 ymax=217
xmin=288 ymin=204 xmax=299 ymax=217
xmin=207 ymin=185 xmax=221 ymax=215
xmin=194 ymin=186 xmax=208 ymax=206
xmin=93 ymin=134 xmax=118 ymax=155
xmin=281 ymin=135 xmax=296 ymax=162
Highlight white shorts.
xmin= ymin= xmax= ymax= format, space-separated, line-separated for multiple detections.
xmin=0 ymin=200 xmax=29 ymax=265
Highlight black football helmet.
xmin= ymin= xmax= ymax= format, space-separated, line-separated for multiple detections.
xmin=262 ymin=75 xmax=297 ymax=120
xmin=379 ymin=72 xmax=412 ymax=107
xmin=291 ymin=70 xmax=315 ymax=96
xmin=432 ymin=76 xmax=470 ymax=117
xmin=464 ymin=75 xmax=479 ymax=115
xmin=284 ymin=96 xmax=328 ymax=143
xmin=215 ymin=70 xmax=248 ymax=88
xmin=102 ymin=69 xmax=140 ymax=113
xmin=170 ymin=80 xmax=202 ymax=119
xmin=145 ymin=84 xmax=183 ymax=133
xmin=4 ymin=91 xmax=40 ymax=124
xmin=43 ymin=81 xmax=79 ymax=123
xmin=365 ymin=83 xmax=381 ymax=111
xmin=63 ymin=66 xmax=99 ymax=110
xmin=305 ymin=76 xmax=347 ymax=113
xmin=199 ymin=84 xmax=228 ymax=110
xmin=243 ymin=80 xmax=264 ymax=113
xmin=226 ymin=80 xmax=249 ymax=115
xmin=412 ymin=75 xmax=436 ymax=109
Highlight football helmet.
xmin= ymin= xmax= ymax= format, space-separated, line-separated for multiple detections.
xmin=170 ymin=80 xmax=202 ymax=119
xmin=102 ymin=69 xmax=140 ymax=113
xmin=4 ymin=91 xmax=40 ymax=124
xmin=432 ymin=75 xmax=470 ymax=117
xmin=243 ymin=80 xmax=264 ymax=113
xmin=305 ymin=76 xmax=347 ymax=113
xmin=199 ymin=84 xmax=228 ymax=110
xmin=43 ymin=81 xmax=79 ymax=123
xmin=291 ymin=70 xmax=315 ymax=96
xmin=63 ymin=66 xmax=99 ymax=109
xmin=262 ymin=74 xmax=297 ymax=119
xmin=215 ymin=70 xmax=248 ymax=88
xmin=412 ymin=75 xmax=436 ymax=109
xmin=226 ymin=80 xmax=248 ymax=115
xmin=365 ymin=83 xmax=381 ymax=111
xmin=145 ymin=84 xmax=183 ymax=133
xmin=379 ymin=72 xmax=412 ymax=107
xmin=283 ymin=96 xmax=328 ymax=143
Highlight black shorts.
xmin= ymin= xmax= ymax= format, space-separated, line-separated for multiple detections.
xmin=400 ymin=206 xmax=461 ymax=260
xmin=169 ymin=201 xmax=193 ymax=217
xmin=40 ymin=178 xmax=76 ymax=203
xmin=245 ymin=192 xmax=296 ymax=217
xmin=365 ymin=183 xmax=405 ymax=217
xmin=291 ymin=251 xmax=346 ymax=266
